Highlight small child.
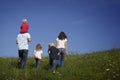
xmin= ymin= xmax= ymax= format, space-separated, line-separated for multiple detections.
xmin=48 ymin=42 xmax=60 ymax=73
xmin=20 ymin=18 xmax=29 ymax=33
xmin=34 ymin=43 xmax=43 ymax=69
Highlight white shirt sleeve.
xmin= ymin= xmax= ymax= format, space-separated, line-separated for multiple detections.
xmin=27 ymin=33 xmax=31 ymax=38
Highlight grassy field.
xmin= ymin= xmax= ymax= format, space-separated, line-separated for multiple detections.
xmin=0 ymin=48 xmax=120 ymax=80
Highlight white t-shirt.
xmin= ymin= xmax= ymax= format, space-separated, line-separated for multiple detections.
xmin=17 ymin=33 xmax=31 ymax=50
xmin=34 ymin=50 xmax=43 ymax=59
xmin=56 ymin=38 xmax=67 ymax=48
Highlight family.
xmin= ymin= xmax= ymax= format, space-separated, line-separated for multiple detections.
xmin=16 ymin=19 xmax=68 ymax=73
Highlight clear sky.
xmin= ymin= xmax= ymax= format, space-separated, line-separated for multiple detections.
xmin=0 ymin=0 xmax=120 ymax=57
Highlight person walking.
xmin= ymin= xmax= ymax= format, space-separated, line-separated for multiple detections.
xmin=34 ymin=43 xmax=43 ymax=69
xmin=16 ymin=32 xmax=31 ymax=69
xmin=48 ymin=42 xmax=60 ymax=73
xmin=56 ymin=31 xmax=68 ymax=68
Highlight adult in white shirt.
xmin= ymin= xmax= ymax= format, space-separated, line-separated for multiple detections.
xmin=56 ymin=31 xmax=68 ymax=67
xmin=16 ymin=33 xmax=31 ymax=69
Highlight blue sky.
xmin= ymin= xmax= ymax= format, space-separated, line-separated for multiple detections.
xmin=0 ymin=0 xmax=120 ymax=57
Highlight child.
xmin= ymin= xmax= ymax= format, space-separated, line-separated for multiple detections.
xmin=34 ymin=43 xmax=43 ymax=69
xmin=48 ymin=42 xmax=60 ymax=73
xmin=20 ymin=18 xmax=29 ymax=33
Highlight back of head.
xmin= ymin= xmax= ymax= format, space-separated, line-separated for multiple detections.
xmin=36 ymin=43 xmax=42 ymax=50
xmin=22 ymin=19 xmax=27 ymax=23
xmin=58 ymin=31 xmax=67 ymax=40
xmin=48 ymin=42 xmax=54 ymax=48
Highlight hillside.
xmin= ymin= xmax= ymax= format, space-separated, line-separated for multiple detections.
xmin=0 ymin=48 xmax=120 ymax=80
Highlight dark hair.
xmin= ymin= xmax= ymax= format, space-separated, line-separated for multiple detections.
xmin=58 ymin=31 xmax=67 ymax=40
xmin=36 ymin=43 xmax=42 ymax=51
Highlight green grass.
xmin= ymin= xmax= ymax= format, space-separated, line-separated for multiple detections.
xmin=0 ymin=48 xmax=120 ymax=80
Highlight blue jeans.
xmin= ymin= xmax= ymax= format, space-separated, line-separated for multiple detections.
xmin=52 ymin=59 xmax=60 ymax=71
xmin=18 ymin=50 xmax=28 ymax=69
xmin=59 ymin=48 xmax=66 ymax=67
xmin=35 ymin=58 xmax=41 ymax=69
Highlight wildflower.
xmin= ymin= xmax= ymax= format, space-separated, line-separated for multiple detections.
xmin=53 ymin=70 xmax=56 ymax=74
xmin=106 ymin=68 xmax=110 ymax=71
xmin=109 ymin=64 xmax=112 ymax=66
xmin=113 ymin=75 xmax=116 ymax=78
xmin=116 ymin=74 xmax=120 ymax=76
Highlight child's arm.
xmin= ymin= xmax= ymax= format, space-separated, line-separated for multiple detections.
xmin=57 ymin=52 xmax=60 ymax=55
xmin=34 ymin=51 xmax=38 ymax=58
xmin=48 ymin=50 xmax=51 ymax=55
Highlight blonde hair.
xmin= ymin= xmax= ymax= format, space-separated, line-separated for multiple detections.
xmin=22 ymin=18 xmax=27 ymax=23
xmin=48 ymin=42 xmax=54 ymax=48
xmin=35 ymin=43 xmax=42 ymax=51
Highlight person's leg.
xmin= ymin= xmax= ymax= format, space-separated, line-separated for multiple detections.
xmin=49 ymin=58 xmax=52 ymax=69
xmin=52 ymin=59 xmax=57 ymax=73
xmin=36 ymin=58 xmax=40 ymax=69
xmin=35 ymin=58 xmax=38 ymax=68
xmin=56 ymin=60 xmax=60 ymax=70
xmin=60 ymin=48 xmax=65 ymax=67
xmin=52 ymin=60 xmax=60 ymax=73
xmin=21 ymin=50 xmax=28 ymax=68
xmin=18 ymin=50 xmax=23 ymax=68
xmin=59 ymin=48 xmax=62 ymax=67
xmin=49 ymin=58 xmax=54 ymax=69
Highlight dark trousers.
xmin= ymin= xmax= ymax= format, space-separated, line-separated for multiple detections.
xmin=35 ymin=58 xmax=41 ymax=69
xmin=18 ymin=50 xmax=28 ymax=69
xmin=49 ymin=58 xmax=54 ymax=69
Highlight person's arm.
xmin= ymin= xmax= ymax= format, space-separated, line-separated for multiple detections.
xmin=41 ymin=51 xmax=43 ymax=59
xmin=57 ymin=51 xmax=60 ymax=55
xmin=48 ymin=50 xmax=50 ymax=55
xmin=27 ymin=38 xmax=31 ymax=42
xmin=57 ymin=48 xmax=60 ymax=55
xmin=16 ymin=40 xmax=18 ymax=44
xmin=48 ymin=48 xmax=51 ymax=55
xmin=65 ymin=41 xmax=68 ymax=55
xmin=27 ymin=33 xmax=31 ymax=42
xmin=56 ymin=40 xmax=59 ymax=48
xmin=34 ymin=51 xmax=38 ymax=58
xmin=41 ymin=54 xmax=43 ymax=58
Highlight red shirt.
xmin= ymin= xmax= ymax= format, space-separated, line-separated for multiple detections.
xmin=20 ymin=22 xmax=29 ymax=33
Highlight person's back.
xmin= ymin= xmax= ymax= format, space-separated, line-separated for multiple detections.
xmin=48 ymin=46 xmax=59 ymax=60
xmin=16 ymin=33 xmax=31 ymax=69
xmin=48 ymin=42 xmax=60 ymax=73
xmin=17 ymin=33 xmax=31 ymax=50
xmin=56 ymin=31 xmax=68 ymax=68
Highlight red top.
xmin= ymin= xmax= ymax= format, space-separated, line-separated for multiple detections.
xmin=20 ymin=23 xmax=29 ymax=33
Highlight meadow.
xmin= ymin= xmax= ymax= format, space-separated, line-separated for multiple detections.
xmin=0 ymin=48 xmax=120 ymax=80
